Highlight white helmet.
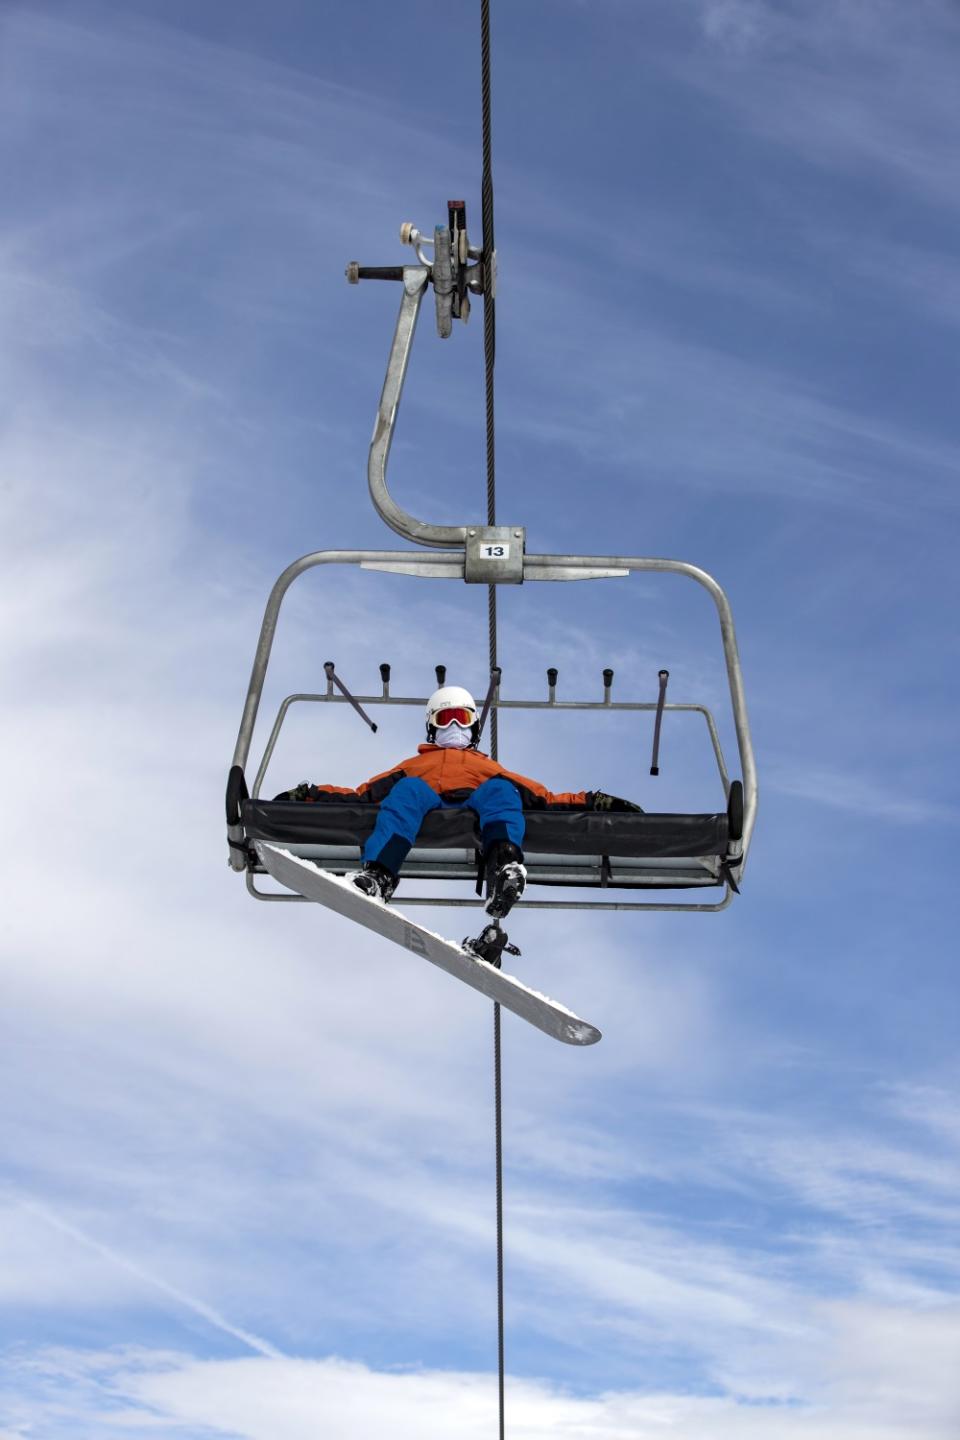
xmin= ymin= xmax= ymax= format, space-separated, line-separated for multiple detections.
xmin=425 ymin=685 xmax=480 ymax=746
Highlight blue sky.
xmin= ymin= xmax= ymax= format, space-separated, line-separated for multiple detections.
xmin=2 ymin=0 xmax=960 ymax=1435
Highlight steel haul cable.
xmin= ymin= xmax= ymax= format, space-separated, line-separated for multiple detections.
xmin=479 ymin=3 xmax=505 ymax=1438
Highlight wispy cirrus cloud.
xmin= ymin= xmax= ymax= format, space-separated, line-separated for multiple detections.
xmin=8 ymin=1198 xmax=284 ymax=1359
xmin=765 ymin=765 xmax=959 ymax=825
xmin=686 ymin=0 xmax=960 ymax=213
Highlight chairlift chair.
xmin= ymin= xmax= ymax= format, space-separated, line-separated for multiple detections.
xmin=226 ymin=204 xmax=757 ymax=913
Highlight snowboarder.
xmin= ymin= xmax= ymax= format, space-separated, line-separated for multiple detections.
xmin=280 ymin=684 xmax=641 ymax=916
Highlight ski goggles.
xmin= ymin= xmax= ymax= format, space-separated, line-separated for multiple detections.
xmin=433 ymin=707 xmax=477 ymax=728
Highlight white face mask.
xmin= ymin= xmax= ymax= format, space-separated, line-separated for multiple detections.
xmin=434 ymin=721 xmax=473 ymax=750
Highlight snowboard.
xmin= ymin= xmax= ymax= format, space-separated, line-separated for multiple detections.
xmin=255 ymin=843 xmax=601 ymax=1047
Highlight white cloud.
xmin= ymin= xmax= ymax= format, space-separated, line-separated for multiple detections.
xmin=3 ymin=9 xmax=960 ymax=1439
xmin=7 ymin=1315 xmax=960 ymax=1440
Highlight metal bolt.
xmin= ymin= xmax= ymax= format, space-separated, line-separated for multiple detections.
xmin=514 ymin=530 xmax=521 ymax=538
xmin=468 ymin=529 xmax=476 ymax=537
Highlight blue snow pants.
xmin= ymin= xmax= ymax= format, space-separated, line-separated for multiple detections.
xmin=362 ymin=775 xmax=525 ymax=874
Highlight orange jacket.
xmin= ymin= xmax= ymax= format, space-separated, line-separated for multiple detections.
xmin=300 ymin=744 xmax=587 ymax=808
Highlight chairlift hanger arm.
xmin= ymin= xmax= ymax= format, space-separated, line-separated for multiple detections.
xmin=348 ymin=211 xmax=520 ymax=567
xmin=366 ymin=267 xmax=469 ymax=547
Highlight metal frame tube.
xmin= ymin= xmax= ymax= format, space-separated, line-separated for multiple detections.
xmin=230 ymin=548 xmax=757 ymax=876
xmin=524 ymin=553 xmax=757 ymax=857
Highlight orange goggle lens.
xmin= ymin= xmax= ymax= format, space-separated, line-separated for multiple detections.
xmin=434 ymin=707 xmax=476 ymax=728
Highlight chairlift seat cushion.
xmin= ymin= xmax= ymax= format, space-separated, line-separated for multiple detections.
xmin=241 ymin=799 xmax=728 ymax=858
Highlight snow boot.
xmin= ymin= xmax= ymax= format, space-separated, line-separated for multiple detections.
xmin=483 ymin=841 xmax=526 ymax=919
xmin=350 ymin=861 xmax=398 ymax=903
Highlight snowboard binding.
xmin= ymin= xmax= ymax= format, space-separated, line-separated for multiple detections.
xmin=463 ymin=921 xmax=521 ymax=968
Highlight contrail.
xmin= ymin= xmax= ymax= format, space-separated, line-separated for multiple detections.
xmin=15 ymin=1194 xmax=286 ymax=1360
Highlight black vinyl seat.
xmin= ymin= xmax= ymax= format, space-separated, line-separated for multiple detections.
xmin=239 ymin=798 xmax=733 ymax=890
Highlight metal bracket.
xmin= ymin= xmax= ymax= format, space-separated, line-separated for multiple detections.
xmin=465 ymin=526 xmax=525 ymax=584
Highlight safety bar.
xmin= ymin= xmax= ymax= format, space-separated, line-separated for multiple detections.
xmin=250 ymin=693 xmax=729 ymax=803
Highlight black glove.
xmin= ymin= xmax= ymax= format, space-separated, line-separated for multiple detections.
xmin=589 ymin=790 xmax=643 ymax=813
xmin=274 ymin=782 xmax=311 ymax=801
xmin=276 ymin=783 xmax=368 ymax=804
